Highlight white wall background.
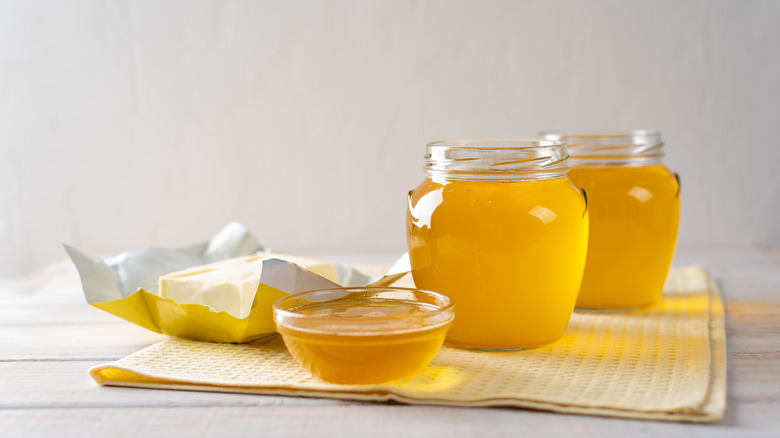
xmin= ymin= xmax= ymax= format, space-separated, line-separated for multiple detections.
xmin=1 ymin=0 xmax=779 ymax=276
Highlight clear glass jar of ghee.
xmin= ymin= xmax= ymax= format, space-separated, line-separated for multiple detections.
xmin=406 ymin=139 xmax=589 ymax=350
xmin=539 ymin=130 xmax=680 ymax=311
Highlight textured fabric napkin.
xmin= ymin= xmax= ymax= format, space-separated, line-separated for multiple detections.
xmin=90 ymin=265 xmax=726 ymax=422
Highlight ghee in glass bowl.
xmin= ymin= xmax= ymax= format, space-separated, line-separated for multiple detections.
xmin=273 ymin=287 xmax=454 ymax=384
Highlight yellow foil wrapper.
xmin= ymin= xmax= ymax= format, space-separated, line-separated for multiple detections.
xmin=89 ymin=284 xmax=287 ymax=343
xmin=65 ymin=223 xmax=403 ymax=343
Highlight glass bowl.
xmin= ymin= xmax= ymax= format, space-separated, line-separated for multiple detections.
xmin=273 ymin=287 xmax=455 ymax=384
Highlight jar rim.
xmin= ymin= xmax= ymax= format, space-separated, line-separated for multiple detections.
xmin=538 ymin=129 xmax=660 ymax=139
xmin=538 ymin=130 xmax=663 ymax=166
xmin=424 ymin=138 xmax=570 ymax=181
xmin=427 ymin=138 xmax=566 ymax=150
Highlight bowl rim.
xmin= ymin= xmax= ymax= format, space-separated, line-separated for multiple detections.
xmin=272 ymin=286 xmax=455 ymax=334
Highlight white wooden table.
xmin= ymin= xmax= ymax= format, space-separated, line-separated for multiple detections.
xmin=1 ymin=246 xmax=778 ymax=437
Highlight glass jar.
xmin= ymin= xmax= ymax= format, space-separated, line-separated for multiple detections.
xmin=539 ymin=130 xmax=680 ymax=311
xmin=406 ymin=139 xmax=589 ymax=350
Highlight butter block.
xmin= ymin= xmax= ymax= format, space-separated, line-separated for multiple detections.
xmin=158 ymin=253 xmax=339 ymax=319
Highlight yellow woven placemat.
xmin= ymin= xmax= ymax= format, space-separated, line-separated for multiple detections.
xmin=90 ymin=265 xmax=726 ymax=422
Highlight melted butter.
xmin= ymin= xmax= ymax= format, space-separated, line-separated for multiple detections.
xmin=276 ymin=300 xmax=451 ymax=384
xmin=567 ymin=164 xmax=680 ymax=310
xmin=407 ymin=176 xmax=589 ymax=350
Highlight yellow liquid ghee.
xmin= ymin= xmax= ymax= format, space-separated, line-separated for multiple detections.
xmin=567 ymin=164 xmax=680 ymax=310
xmin=407 ymin=176 xmax=589 ymax=350
xmin=276 ymin=300 xmax=451 ymax=384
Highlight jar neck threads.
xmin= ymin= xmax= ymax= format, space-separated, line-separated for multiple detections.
xmin=424 ymin=139 xmax=569 ymax=181
xmin=539 ymin=130 xmax=663 ymax=167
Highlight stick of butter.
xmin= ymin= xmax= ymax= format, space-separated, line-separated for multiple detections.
xmin=158 ymin=253 xmax=339 ymax=319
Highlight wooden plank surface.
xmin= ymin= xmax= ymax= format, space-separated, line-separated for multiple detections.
xmin=3 ymin=403 xmax=779 ymax=438
xmin=1 ymin=246 xmax=779 ymax=437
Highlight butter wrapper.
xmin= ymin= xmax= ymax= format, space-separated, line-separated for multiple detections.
xmin=65 ymin=223 xmax=406 ymax=343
